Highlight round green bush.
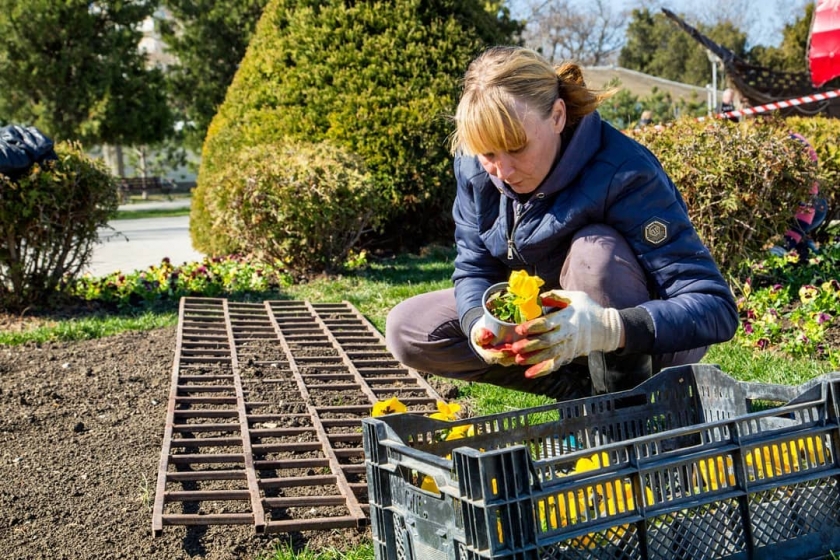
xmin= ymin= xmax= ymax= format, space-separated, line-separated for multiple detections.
xmin=191 ymin=0 xmax=520 ymax=256
xmin=631 ymin=117 xmax=818 ymax=275
xmin=0 ymin=141 xmax=118 ymax=310
xmin=786 ymin=115 xmax=840 ymax=240
xmin=213 ymin=141 xmax=386 ymax=274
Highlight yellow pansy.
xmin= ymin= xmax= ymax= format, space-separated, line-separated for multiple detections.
xmin=444 ymin=424 xmax=474 ymax=441
xmin=799 ymin=284 xmax=819 ymax=304
xmin=746 ymin=443 xmax=798 ymax=478
xmin=697 ymin=455 xmax=736 ymax=491
xmin=420 ymin=475 xmax=439 ymax=493
xmin=508 ymin=270 xmax=545 ymax=321
xmin=538 ymin=490 xmax=587 ymax=530
xmin=598 ymin=481 xmax=654 ymax=542
xmin=371 ymin=397 xmax=407 ymax=417
xmin=797 ymin=435 xmax=827 ymax=465
xmin=429 ymin=400 xmax=461 ymax=421
xmin=574 ymin=452 xmax=609 ymax=473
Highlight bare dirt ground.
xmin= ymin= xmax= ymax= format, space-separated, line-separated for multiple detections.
xmin=0 ymin=326 xmax=372 ymax=560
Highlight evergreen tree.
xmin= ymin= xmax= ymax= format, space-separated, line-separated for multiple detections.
xmin=193 ymin=0 xmax=521 ymax=254
xmin=0 ymin=0 xmax=172 ymax=146
xmin=158 ymin=0 xmax=270 ymax=152
xmin=619 ymin=8 xmax=748 ymax=87
xmin=749 ymin=3 xmax=813 ymax=74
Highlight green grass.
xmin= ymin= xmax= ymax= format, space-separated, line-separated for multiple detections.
xmin=281 ymin=245 xmax=456 ymax=333
xmin=114 ymin=207 xmax=191 ymax=220
xmin=257 ymin=542 xmax=374 ymax=560
xmin=703 ymin=340 xmax=836 ymax=385
xmin=0 ymin=309 xmax=177 ymax=345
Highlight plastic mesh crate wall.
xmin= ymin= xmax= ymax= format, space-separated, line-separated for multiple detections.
xmin=362 ymin=364 xmax=840 ymax=559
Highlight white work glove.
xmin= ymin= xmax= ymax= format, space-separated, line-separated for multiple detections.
xmin=469 ymin=316 xmax=518 ymax=367
xmin=510 ymin=290 xmax=623 ymax=378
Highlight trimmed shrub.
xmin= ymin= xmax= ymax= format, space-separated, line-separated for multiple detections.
xmin=213 ymin=141 xmax=386 ymax=274
xmin=631 ymin=117 xmax=817 ymax=275
xmin=786 ymin=115 xmax=840 ymax=241
xmin=191 ymin=0 xmax=520 ymax=256
xmin=0 ymin=142 xmax=118 ymax=310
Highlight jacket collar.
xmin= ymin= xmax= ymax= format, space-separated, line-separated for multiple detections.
xmin=489 ymin=111 xmax=603 ymax=200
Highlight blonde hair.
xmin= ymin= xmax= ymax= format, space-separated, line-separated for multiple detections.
xmin=450 ymin=46 xmax=615 ymax=156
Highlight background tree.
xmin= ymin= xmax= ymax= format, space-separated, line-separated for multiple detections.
xmin=620 ymin=8 xmax=749 ymax=87
xmin=749 ymin=2 xmax=813 ymax=73
xmin=0 ymin=0 xmax=172 ymax=147
xmin=158 ymin=0 xmax=270 ymax=152
xmin=192 ymin=0 xmax=521 ymax=257
xmin=520 ymin=0 xmax=623 ymax=65
xmin=598 ymin=84 xmax=706 ymax=130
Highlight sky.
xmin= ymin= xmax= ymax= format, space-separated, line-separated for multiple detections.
xmin=510 ymin=0 xmax=813 ymax=49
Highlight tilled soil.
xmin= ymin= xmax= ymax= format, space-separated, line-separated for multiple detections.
xmin=0 ymin=326 xmax=370 ymax=560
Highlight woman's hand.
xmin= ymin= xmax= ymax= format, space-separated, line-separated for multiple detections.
xmin=511 ymin=290 xmax=623 ymax=378
xmin=469 ymin=316 xmax=518 ymax=366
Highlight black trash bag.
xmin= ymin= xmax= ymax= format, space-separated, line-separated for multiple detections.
xmin=0 ymin=125 xmax=58 ymax=181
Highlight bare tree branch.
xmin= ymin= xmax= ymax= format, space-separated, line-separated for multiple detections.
xmin=521 ymin=0 xmax=625 ymax=65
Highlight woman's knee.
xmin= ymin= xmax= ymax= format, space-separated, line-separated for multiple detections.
xmin=560 ymin=224 xmax=649 ymax=308
xmin=385 ymin=297 xmax=421 ymax=365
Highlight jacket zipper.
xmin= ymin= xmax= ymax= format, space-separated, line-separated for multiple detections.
xmin=507 ymin=200 xmax=525 ymax=260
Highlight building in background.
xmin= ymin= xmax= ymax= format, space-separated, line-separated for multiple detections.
xmin=100 ymin=8 xmax=198 ymax=189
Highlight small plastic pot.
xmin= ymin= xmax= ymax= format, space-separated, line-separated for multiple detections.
xmin=481 ymin=282 xmax=523 ymax=344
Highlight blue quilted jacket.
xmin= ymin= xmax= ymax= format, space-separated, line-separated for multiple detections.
xmin=452 ymin=111 xmax=738 ymax=354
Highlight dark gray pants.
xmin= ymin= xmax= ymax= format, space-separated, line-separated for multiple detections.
xmin=385 ymin=225 xmax=706 ymax=399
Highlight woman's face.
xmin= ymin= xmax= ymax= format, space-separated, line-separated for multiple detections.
xmin=477 ymin=98 xmax=566 ymax=194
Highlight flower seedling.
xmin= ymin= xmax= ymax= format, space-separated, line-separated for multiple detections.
xmin=485 ymin=270 xmax=546 ymax=323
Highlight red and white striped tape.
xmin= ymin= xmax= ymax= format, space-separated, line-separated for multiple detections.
xmin=709 ymin=88 xmax=840 ymax=120
xmin=626 ymin=87 xmax=840 ymax=133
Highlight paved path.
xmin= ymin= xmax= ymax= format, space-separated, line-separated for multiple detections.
xmin=84 ymin=199 xmax=205 ymax=277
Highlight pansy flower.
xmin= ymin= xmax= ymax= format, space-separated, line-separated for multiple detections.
xmin=429 ymin=400 xmax=462 ymax=421
xmin=508 ymin=270 xmax=545 ymax=321
xmin=372 ymin=397 xmax=407 ymax=417
xmin=799 ymin=284 xmax=819 ymax=304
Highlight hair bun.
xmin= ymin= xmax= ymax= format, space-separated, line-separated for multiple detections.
xmin=556 ymin=62 xmax=586 ymax=87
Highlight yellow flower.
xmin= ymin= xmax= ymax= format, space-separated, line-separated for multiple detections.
xmin=371 ymin=397 xmax=407 ymax=417
xmin=746 ymin=443 xmax=798 ymax=478
xmin=597 ymin=481 xmax=654 ymax=543
xmin=696 ymin=455 xmax=736 ymax=491
xmin=742 ymin=280 xmax=751 ymax=298
xmin=799 ymin=284 xmax=819 ymax=304
xmin=429 ymin=400 xmax=461 ymax=421
xmin=574 ymin=452 xmax=609 ymax=473
xmin=508 ymin=270 xmax=545 ymax=321
xmin=600 ymin=480 xmax=653 ymax=515
xmin=420 ymin=475 xmax=439 ymax=493
xmin=797 ymin=435 xmax=827 ymax=465
xmin=444 ymin=424 xmax=474 ymax=441
xmin=538 ymin=491 xmax=587 ymax=530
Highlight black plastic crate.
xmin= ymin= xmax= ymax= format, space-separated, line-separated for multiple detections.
xmin=362 ymin=364 xmax=840 ymax=559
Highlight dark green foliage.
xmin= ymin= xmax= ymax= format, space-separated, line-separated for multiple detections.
xmin=748 ymin=3 xmax=813 ymax=73
xmin=192 ymin=0 xmax=520 ymax=257
xmin=631 ymin=117 xmax=817 ymax=275
xmin=159 ymin=0 xmax=270 ymax=152
xmin=598 ymin=86 xmax=707 ymax=130
xmin=212 ymin=141 xmax=387 ymax=274
xmin=619 ymin=8 xmax=748 ymax=87
xmin=0 ymin=0 xmax=173 ymax=147
xmin=0 ymin=143 xmax=119 ymax=310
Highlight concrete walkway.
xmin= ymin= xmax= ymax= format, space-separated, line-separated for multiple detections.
xmin=84 ymin=199 xmax=205 ymax=277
